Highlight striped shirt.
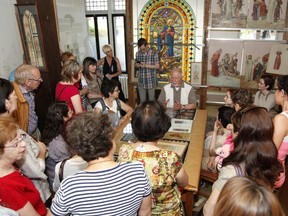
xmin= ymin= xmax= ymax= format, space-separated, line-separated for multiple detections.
xmin=136 ymin=48 xmax=159 ymax=89
xmin=50 ymin=162 xmax=151 ymax=216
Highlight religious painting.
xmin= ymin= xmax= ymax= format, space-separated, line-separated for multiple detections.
xmin=138 ymin=0 xmax=196 ymax=83
xmin=207 ymin=40 xmax=243 ymax=88
xmin=266 ymin=44 xmax=288 ymax=75
xmin=241 ymin=41 xmax=280 ymax=89
xmin=210 ymin=0 xmax=249 ymax=28
xmin=191 ymin=62 xmax=202 ymax=85
xmin=15 ymin=4 xmax=46 ymax=68
xmin=247 ymin=0 xmax=287 ymax=29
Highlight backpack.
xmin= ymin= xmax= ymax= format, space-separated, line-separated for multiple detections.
xmin=98 ymin=98 xmax=121 ymax=112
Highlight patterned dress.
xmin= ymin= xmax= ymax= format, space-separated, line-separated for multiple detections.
xmin=118 ymin=144 xmax=184 ymax=215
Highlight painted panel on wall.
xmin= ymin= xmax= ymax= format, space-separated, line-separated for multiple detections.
xmin=138 ymin=0 xmax=196 ymax=82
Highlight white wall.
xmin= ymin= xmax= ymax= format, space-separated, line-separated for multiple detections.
xmin=0 ymin=0 xmax=24 ymax=79
xmin=55 ymin=0 xmax=93 ymax=64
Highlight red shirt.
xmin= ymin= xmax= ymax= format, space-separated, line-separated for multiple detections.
xmin=55 ymin=82 xmax=83 ymax=114
xmin=0 ymin=169 xmax=47 ymax=215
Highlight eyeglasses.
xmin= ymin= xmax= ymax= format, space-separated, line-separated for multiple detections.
xmin=1 ymin=133 xmax=26 ymax=148
xmin=29 ymin=77 xmax=43 ymax=82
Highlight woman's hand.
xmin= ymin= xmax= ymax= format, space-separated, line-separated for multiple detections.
xmin=105 ymin=73 xmax=114 ymax=79
xmin=213 ymin=120 xmax=221 ymax=132
xmin=37 ymin=141 xmax=47 ymax=160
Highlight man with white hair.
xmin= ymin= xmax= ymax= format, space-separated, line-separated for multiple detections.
xmin=158 ymin=68 xmax=197 ymax=110
xmin=13 ymin=64 xmax=42 ymax=139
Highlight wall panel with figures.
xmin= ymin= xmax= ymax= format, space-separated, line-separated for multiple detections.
xmin=206 ymin=0 xmax=287 ymax=89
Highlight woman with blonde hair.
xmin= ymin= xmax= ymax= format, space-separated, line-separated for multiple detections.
xmin=97 ymin=44 xmax=125 ymax=101
xmin=0 ymin=117 xmax=48 ymax=215
xmin=55 ymin=60 xmax=83 ymax=115
xmin=214 ymin=176 xmax=285 ymax=216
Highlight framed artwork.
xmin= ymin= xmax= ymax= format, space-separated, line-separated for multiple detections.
xmin=15 ymin=4 xmax=46 ymax=68
xmin=266 ymin=44 xmax=288 ymax=75
xmin=241 ymin=41 xmax=280 ymax=88
xmin=247 ymin=0 xmax=287 ymax=29
xmin=138 ymin=0 xmax=196 ymax=82
xmin=210 ymin=0 xmax=249 ymax=28
xmin=130 ymin=59 xmax=138 ymax=83
xmin=207 ymin=40 xmax=243 ymax=88
xmin=191 ymin=62 xmax=202 ymax=85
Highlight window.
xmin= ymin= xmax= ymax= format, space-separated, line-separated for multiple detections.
xmin=85 ymin=0 xmax=126 ymax=72
xmin=85 ymin=0 xmax=108 ymax=11
xmin=114 ymin=0 xmax=125 ymax=11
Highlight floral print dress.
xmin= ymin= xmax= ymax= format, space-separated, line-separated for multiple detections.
xmin=118 ymin=144 xmax=184 ymax=215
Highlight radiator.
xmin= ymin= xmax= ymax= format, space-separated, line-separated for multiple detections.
xmin=119 ymin=75 xmax=128 ymax=99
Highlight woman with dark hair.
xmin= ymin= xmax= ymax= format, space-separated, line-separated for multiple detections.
xmin=0 ymin=78 xmax=51 ymax=203
xmin=42 ymin=102 xmax=73 ymax=191
xmin=118 ymin=101 xmax=188 ymax=215
xmin=203 ymin=106 xmax=283 ymax=215
xmin=94 ymin=79 xmax=133 ymax=127
xmin=254 ymin=74 xmax=275 ymax=112
xmin=273 ymin=75 xmax=288 ymax=188
xmin=55 ymin=60 xmax=83 ymax=115
xmin=50 ymin=112 xmax=152 ymax=215
xmin=214 ymin=176 xmax=285 ymax=216
xmin=0 ymin=117 xmax=48 ymax=215
xmin=82 ymin=56 xmax=103 ymax=108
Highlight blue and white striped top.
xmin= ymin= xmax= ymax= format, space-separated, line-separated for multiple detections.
xmin=50 ymin=161 xmax=151 ymax=216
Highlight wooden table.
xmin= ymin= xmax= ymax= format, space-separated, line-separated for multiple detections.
xmin=114 ymin=109 xmax=207 ymax=216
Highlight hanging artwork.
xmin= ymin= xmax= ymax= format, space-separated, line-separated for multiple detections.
xmin=247 ymin=0 xmax=288 ymax=29
xmin=210 ymin=0 xmax=249 ymax=28
xmin=207 ymin=40 xmax=243 ymax=88
xmin=15 ymin=4 xmax=46 ymax=68
xmin=191 ymin=62 xmax=202 ymax=85
xmin=266 ymin=44 xmax=288 ymax=75
xmin=138 ymin=0 xmax=196 ymax=82
xmin=241 ymin=41 xmax=280 ymax=89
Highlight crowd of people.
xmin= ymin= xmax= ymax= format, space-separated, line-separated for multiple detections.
xmin=0 ymin=37 xmax=287 ymax=215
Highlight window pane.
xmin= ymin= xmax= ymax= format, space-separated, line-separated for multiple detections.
xmin=86 ymin=0 xmax=108 ymax=11
xmin=86 ymin=17 xmax=98 ymax=59
xmin=113 ymin=16 xmax=126 ymax=71
xmin=114 ymin=0 xmax=125 ymax=11
xmin=97 ymin=16 xmax=109 ymax=58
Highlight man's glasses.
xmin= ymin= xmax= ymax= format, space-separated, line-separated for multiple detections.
xmin=29 ymin=77 xmax=43 ymax=82
xmin=1 ymin=133 xmax=26 ymax=148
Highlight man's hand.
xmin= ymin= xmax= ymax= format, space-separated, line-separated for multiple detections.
xmin=173 ymin=101 xmax=181 ymax=110
xmin=164 ymin=99 xmax=170 ymax=108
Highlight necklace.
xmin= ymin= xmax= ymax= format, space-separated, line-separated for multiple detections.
xmin=136 ymin=142 xmax=158 ymax=152
xmin=88 ymin=159 xmax=114 ymax=166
